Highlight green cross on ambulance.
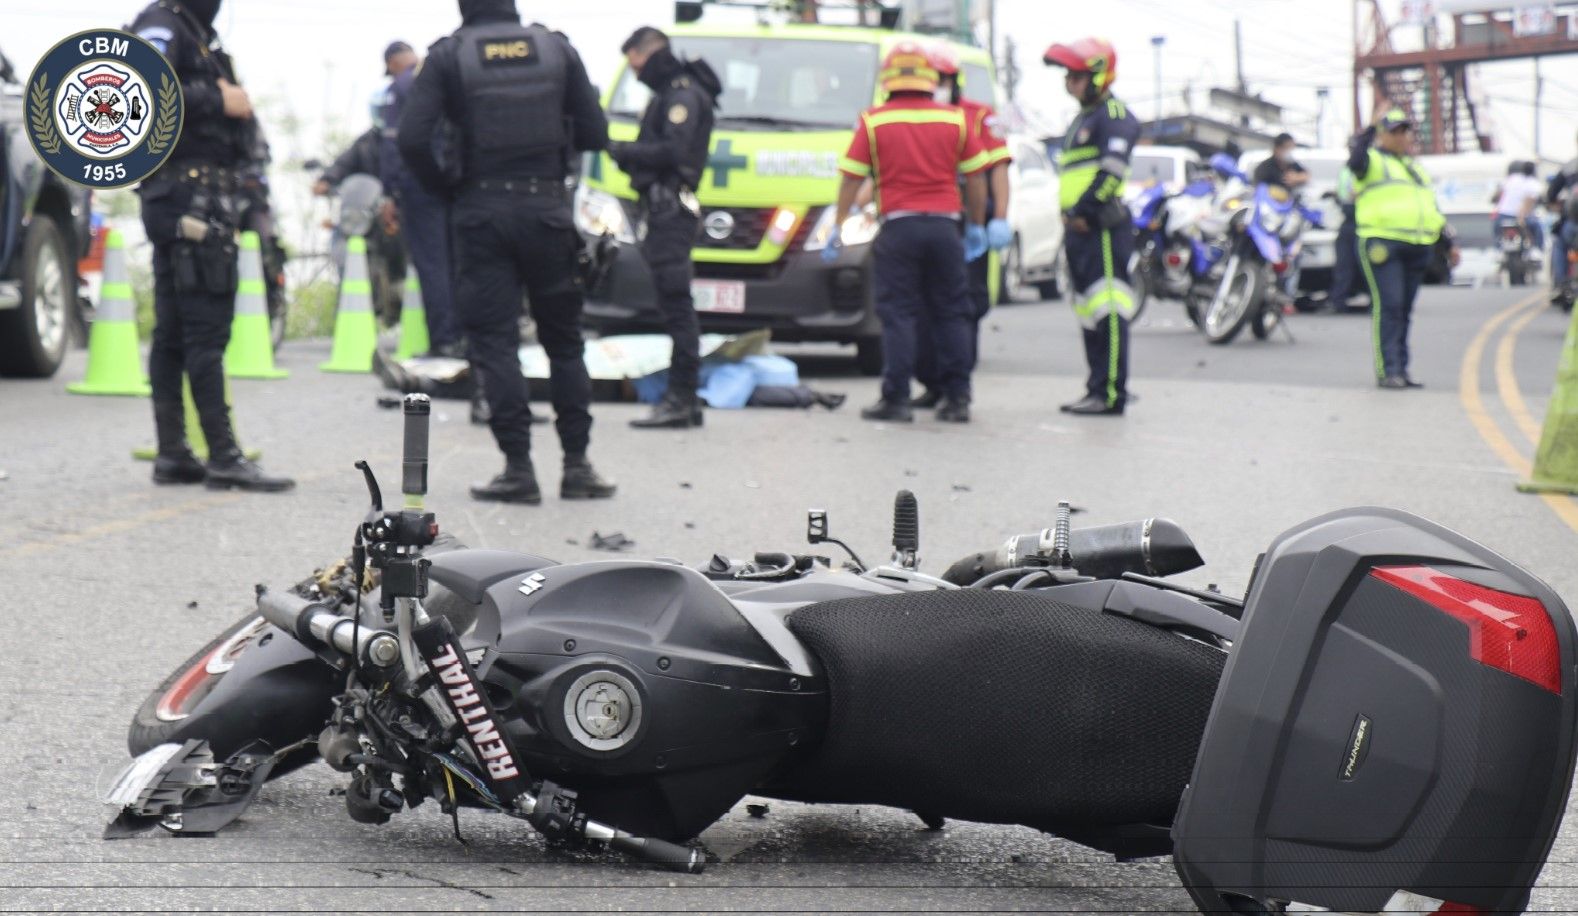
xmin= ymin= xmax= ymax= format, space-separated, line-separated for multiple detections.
xmin=575 ymin=18 xmax=998 ymax=375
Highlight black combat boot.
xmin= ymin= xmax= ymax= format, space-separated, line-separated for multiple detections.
xmin=151 ymin=399 xmax=205 ymax=484
xmin=860 ymin=399 xmax=913 ymax=422
xmin=630 ymin=392 xmax=703 ymax=429
xmin=1061 ymin=395 xmax=1125 ymax=416
xmin=909 ymin=388 xmax=943 ymax=409
xmin=470 ymin=458 xmax=542 ymax=504
xmin=936 ymin=396 xmax=971 ymax=423
xmin=205 ymin=450 xmax=296 ymax=492
xmin=560 ymin=456 xmax=616 ymax=500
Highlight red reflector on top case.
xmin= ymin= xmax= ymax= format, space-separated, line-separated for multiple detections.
xmin=1372 ymin=566 xmax=1561 ymax=695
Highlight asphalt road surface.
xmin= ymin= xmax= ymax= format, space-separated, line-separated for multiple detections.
xmin=1 ymin=281 xmax=1575 ymax=914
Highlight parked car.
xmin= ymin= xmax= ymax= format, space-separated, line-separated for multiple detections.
xmin=1126 ymin=145 xmax=1201 ymax=202
xmin=0 ymin=47 xmax=94 ymax=377
xmin=1000 ymin=136 xmax=1063 ymax=302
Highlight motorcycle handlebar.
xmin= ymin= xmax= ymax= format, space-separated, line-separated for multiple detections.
xmin=401 ymin=394 xmax=430 ymax=505
xmin=940 ymin=519 xmax=1206 ymax=586
xmin=256 ymin=587 xmax=402 ymax=669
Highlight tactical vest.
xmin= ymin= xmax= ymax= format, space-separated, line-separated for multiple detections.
xmin=1057 ymin=98 xmax=1127 ymax=210
xmin=1353 ymin=149 xmax=1445 ymax=245
xmin=455 ymin=22 xmax=567 ymax=171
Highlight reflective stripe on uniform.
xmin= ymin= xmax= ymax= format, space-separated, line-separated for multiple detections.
xmin=863 ymin=108 xmax=967 ymax=129
xmin=1357 ymin=235 xmax=1388 ymax=378
xmin=1069 ymin=230 xmax=1135 ymax=331
xmin=838 ymin=156 xmax=871 ymax=177
xmin=959 ymin=149 xmax=992 ymax=174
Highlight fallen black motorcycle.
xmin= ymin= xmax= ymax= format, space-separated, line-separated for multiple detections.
xmin=109 ymin=396 xmax=1578 ymax=914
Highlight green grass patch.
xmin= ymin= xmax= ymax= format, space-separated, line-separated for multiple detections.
xmin=130 ymin=274 xmax=339 ymax=342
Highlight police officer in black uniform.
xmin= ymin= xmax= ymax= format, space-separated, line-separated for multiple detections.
xmin=607 ymin=27 xmax=720 ymax=430
xmin=398 ymin=0 xmax=614 ymax=504
xmin=131 ymin=0 xmax=293 ymax=491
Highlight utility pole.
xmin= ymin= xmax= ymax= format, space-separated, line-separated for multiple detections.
xmin=1151 ymin=35 xmax=1166 ymax=122
xmin=1002 ymin=35 xmax=1020 ymax=103
xmin=1316 ymin=86 xmax=1330 ymax=146
xmin=1233 ymin=19 xmax=1250 ymax=127
xmin=1535 ymin=57 xmax=1544 ymax=160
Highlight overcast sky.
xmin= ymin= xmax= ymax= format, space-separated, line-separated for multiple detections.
xmin=5 ymin=0 xmax=1574 ymax=163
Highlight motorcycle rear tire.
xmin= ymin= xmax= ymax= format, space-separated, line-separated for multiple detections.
xmin=127 ymin=610 xmax=318 ymax=779
xmin=1508 ymin=260 xmax=1527 ymax=286
xmin=1250 ymin=306 xmax=1277 ymax=340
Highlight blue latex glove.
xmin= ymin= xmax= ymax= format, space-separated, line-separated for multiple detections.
xmin=986 ymin=218 xmax=1012 ymax=251
xmin=963 ymin=223 xmax=988 ymax=262
xmin=820 ymin=235 xmax=843 ymax=264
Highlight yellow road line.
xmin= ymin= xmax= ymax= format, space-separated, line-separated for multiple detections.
xmin=1495 ymin=302 xmax=1547 ymax=449
xmin=2 ymin=490 xmax=243 ymax=559
xmin=1460 ymin=292 xmax=1578 ymax=533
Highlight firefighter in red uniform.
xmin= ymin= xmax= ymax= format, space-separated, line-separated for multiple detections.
xmin=912 ymin=44 xmax=1014 ymax=410
xmin=830 ymin=41 xmax=992 ymax=423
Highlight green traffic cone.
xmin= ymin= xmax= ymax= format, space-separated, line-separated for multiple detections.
xmin=394 ymin=272 xmax=429 ymax=361
xmin=223 ymin=231 xmax=288 ymax=379
xmin=320 ymin=235 xmax=378 ymax=374
xmin=68 ymin=229 xmax=151 ymax=396
xmin=132 ymin=376 xmax=261 ymax=461
xmin=1520 ymin=309 xmax=1578 ymax=496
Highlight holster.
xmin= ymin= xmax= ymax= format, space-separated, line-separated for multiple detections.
xmin=1095 ymin=197 xmax=1131 ymax=230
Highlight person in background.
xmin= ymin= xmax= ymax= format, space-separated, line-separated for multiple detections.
xmin=398 ymin=0 xmax=614 ymax=504
xmin=131 ymin=0 xmax=293 ymax=491
xmin=379 ymin=40 xmax=461 ymax=357
xmin=1044 ymin=36 xmax=1140 ymax=417
xmin=1548 ymin=141 xmax=1578 ymax=304
xmin=1253 ymin=133 xmax=1309 ymax=191
xmin=1348 ymin=109 xmax=1456 ymax=390
xmin=1492 ymin=160 xmax=1545 ymax=253
xmin=606 ymin=26 xmax=720 ymax=430
xmin=911 ymin=45 xmax=1013 ymax=413
xmin=830 ymin=41 xmax=990 ymax=423
xmin=1327 ymin=163 xmax=1362 ymax=308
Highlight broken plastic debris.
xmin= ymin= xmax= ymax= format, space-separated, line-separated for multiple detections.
xmin=590 ymin=531 xmax=634 ymax=552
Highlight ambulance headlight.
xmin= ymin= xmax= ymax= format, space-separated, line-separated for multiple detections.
xmin=805 ymin=204 xmax=881 ymax=251
xmin=574 ymin=186 xmax=636 ymax=245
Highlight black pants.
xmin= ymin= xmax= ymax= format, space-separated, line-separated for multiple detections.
xmin=396 ymin=178 xmax=458 ymax=348
xmin=1358 ymin=236 xmax=1430 ymax=380
xmin=138 ymin=175 xmax=238 ymax=457
xmin=1329 ymin=206 xmax=1360 ymax=304
xmin=1064 ymin=226 xmax=1133 ymax=407
xmin=916 ymin=240 xmax=991 ymax=390
xmin=452 ymin=188 xmax=592 ymax=463
xmin=873 ymin=216 xmax=973 ymax=403
xmin=640 ymin=203 xmax=702 ymax=398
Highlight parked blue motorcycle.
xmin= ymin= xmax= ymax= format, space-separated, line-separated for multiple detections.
xmin=1129 ymin=155 xmax=1242 ymax=327
xmin=1200 ymin=178 xmax=1323 ymax=345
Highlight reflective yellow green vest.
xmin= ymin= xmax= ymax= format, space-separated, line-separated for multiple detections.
xmin=1353 ymin=148 xmax=1445 ymax=245
xmin=1057 ymin=97 xmax=1128 ymax=210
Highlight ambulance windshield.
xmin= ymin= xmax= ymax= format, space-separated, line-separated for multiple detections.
xmin=609 ymin=37 xmax=878 ymax=131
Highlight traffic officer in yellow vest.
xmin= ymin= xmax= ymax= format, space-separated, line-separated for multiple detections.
xmin=1348 ymin=109 xmax=1457 ymax=389
xmin=1045 ymin=38 xmax=1140 ymax=416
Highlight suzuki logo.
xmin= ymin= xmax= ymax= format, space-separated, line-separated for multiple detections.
xmin=703 ymin=210 xmax=736 ymax=241
xmin=518 ymin=573 xmax=546 ymax=597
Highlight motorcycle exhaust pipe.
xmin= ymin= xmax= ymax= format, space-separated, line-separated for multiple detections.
xmin=256 ymin=587 xmax=402 ymax=669
xmin=943 ymin=519 xmax=1205 ymax=585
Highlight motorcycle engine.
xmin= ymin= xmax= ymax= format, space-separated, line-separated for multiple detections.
xmin=463 ymin=560 xmax=828 ymax=841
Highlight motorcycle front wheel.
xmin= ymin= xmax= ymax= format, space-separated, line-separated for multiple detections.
xmin=1203 ymin=252 xmax=1259 ymax=345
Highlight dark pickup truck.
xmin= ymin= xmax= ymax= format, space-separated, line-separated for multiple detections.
xmin=0 ymin=47 xmax=94 ymax=377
